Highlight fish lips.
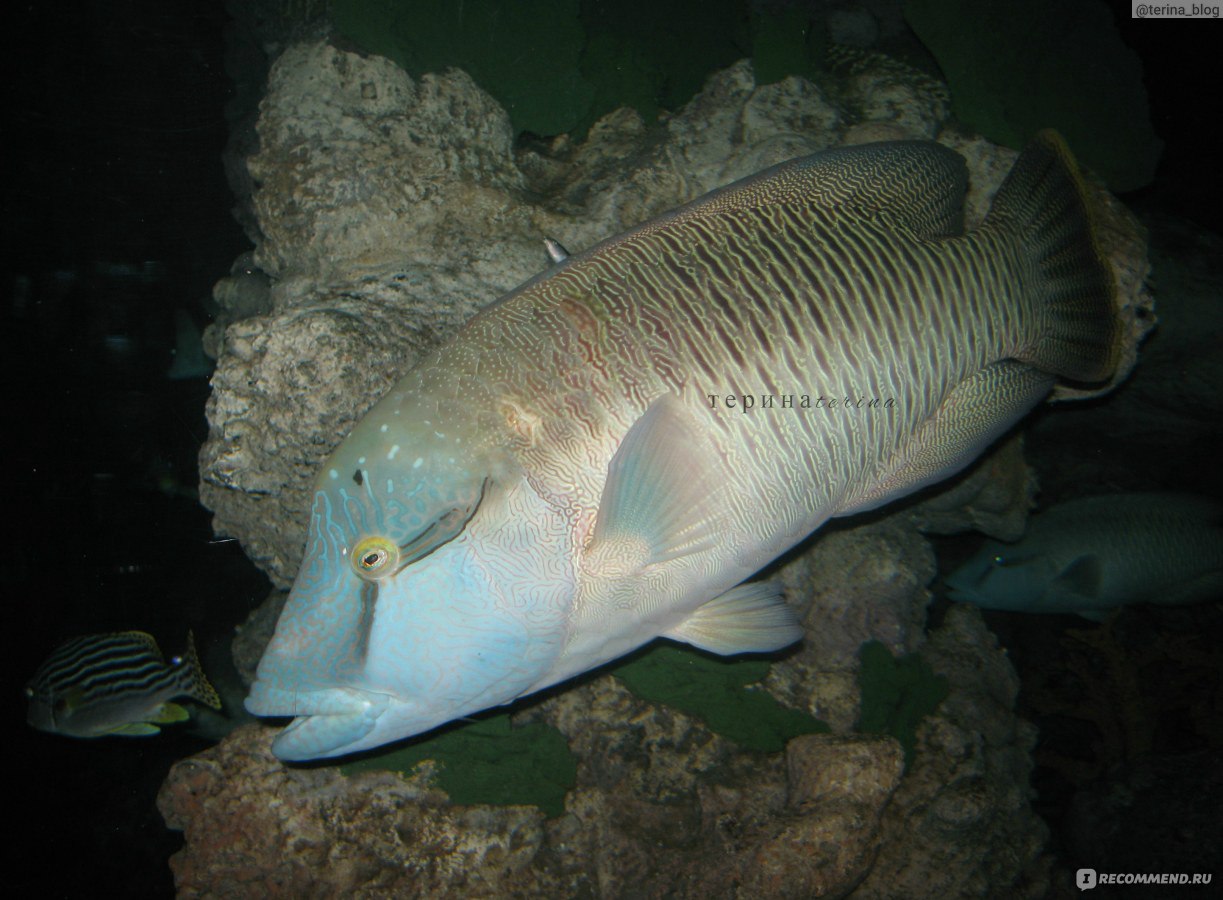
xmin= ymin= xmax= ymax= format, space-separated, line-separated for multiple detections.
xmin=244 ymin=682 xmax=390 ymax=761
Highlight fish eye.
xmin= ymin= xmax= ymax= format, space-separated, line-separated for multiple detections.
xmin=992 ymin=552 xmax=1034 ymax=568
xmin=351 ymin=536 xmax=400 ymax=580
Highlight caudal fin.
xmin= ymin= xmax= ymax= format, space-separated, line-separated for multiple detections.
xmin=985 ymin=130 xmax=1122 ymax=384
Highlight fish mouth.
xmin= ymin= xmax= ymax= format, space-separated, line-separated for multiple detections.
xmin=245 ymin=683 xmax=390 ymax=761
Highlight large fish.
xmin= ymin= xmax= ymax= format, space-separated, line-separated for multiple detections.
xmin=946 ymin=492 xmax=1223 ymax=619
xmin=27 ymin=630 xmax=221 ymax=737
xmin=246 ymin=131 xmax=1123 ymax=760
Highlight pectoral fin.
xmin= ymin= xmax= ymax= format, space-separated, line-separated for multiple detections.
xmin=1053 ymin=555 xmax=1104 ymax=599
xmin=583 ymin=395 xmax=727 ymax=577
xmin=1046 ymin=555 xmax=1106 ymax=617
xmin=664 ymin=582 xmax=803 ymax=655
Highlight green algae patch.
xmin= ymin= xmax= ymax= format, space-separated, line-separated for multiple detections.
xmin=340 ymin=713 xmax=576 ymax=817
xmin=855 ymin=640 xmax=948 ymax=767
xmin=612 ymin=643 xmax=828 ymax=752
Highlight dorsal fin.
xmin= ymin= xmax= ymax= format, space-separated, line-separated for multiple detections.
xmin=617 ymin=141 xmax=968 ymax=245
xmin=543 ymin=237 xmax=569 ymax=264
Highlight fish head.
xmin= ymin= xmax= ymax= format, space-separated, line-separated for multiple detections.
xmin=26 ymin=682 xmax=134 ymax=738
xmin=245 ymin=401 xmax=575 ymax=761
xmin=25 ymin=680 xmax=65 ymax=734
xmin=25 ymin=684 xmax=103 ymax=738
xmin=944 ymin=543 xmax=1058 ymax=612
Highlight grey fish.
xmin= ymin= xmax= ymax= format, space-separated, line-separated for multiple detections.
xmin=246 ymin=131 xmax=1124 ymax=760
xmin=946 ymin=492 xmax=1223 ymax=619
xmin=27 ymin=630 xmax=221 ymax=737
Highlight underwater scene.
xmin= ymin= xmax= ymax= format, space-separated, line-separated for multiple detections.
xmin=6 ymin=1 xmax=1221 ymax=897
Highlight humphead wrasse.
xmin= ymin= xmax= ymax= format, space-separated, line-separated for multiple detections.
xmin=246 ymin=132 xmax=1124 ymax=760
xmin=947 ymin=492 xmax=1223 ymax=619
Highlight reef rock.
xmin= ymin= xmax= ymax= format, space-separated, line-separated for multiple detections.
xmin=160 ymin=720 xmax=909 ymax=898
xmin=168 ymin=502 xmax=1053 ymax=897
xmin=162 ymin=585 xmax=1049 ymax=898
xmin=158 ymin=725 xmax=556 ymax=898
xmin=853 ymin=605 xmax=1051 ymax=899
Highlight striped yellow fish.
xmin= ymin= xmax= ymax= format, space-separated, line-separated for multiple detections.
xmin=245 ymin=131 xmax=1123 ymax=760
xmin=27 ymin=631 xmax=221 ymax=737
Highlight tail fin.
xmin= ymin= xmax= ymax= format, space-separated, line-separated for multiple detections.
xmin=985 ymin=130 xmax=1122 ymax=384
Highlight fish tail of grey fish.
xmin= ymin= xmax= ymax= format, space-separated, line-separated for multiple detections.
xmin=981 ymin=129 xmax=1122 ymax=385
xmin=177 ymin=630 xmax=222 ymax=711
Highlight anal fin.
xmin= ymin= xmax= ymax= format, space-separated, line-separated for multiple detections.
xmin=1157 ymin=571 xmax=1223 ymax=608
xmin=664 ymin=582 xmax=803 ymax=655
xmin=108 ymin=722 xmax=162 ymax=737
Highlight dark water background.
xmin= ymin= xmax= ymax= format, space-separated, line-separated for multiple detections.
xmin=2 ymin=2 xmax=1218 ymax=897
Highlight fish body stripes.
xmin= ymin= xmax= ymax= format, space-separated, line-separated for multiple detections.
xmin=27 ymin=631 xmax=220 ymax=738
xmin=458 ymin=177 xmax=1027 ymax=557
